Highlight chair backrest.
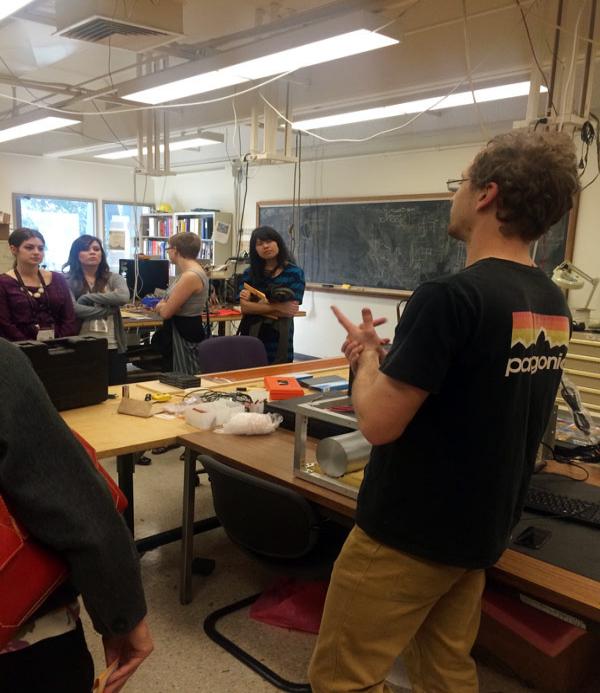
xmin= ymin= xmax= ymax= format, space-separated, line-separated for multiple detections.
xmin=196 ymin=336 xmax=268 ymax=373
xmin=198 ymin=455 xmax=320 ymax=559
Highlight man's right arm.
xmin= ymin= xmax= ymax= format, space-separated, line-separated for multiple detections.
xmin=350 ymin=347 xmax=428 ymax=445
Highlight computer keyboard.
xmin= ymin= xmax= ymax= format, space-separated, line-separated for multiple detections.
xmin=524 ymin=485 xmax=600 ymax=528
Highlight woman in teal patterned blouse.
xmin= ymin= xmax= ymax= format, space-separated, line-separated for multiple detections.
xmin=238 ymin=226 xmax=305 ymax=363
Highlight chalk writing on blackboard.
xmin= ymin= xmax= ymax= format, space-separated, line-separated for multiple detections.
xmin=258 ymin=197 xmax=569 ymax=291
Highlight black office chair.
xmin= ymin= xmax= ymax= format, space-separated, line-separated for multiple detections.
xmin=196 ymin=335 xmax=268 ymax=373
xmin=199 ymin=454 xmax=348 ymax=692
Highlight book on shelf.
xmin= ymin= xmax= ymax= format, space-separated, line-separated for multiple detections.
xmin=202 ymin=216 xmax=213 ymax=239
xmin=144 ymin=216 xmax=172 ymax=238
xmin=143 ymin=238 xmax=167 ymax=257
xmin=175 ymin=216 xmax=202 ymax=234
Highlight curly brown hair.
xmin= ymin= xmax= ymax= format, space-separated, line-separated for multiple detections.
xmin=469 ymin=131 xmax=580 ymax=242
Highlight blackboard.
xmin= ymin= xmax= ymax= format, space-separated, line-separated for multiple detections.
xmin=257 ymin=196 xmax=571 ymax=291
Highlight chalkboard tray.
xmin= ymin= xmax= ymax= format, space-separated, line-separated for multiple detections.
xmin=257 ymin=195 xmax=572 ymax=291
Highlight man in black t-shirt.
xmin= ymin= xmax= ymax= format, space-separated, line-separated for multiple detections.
xmin=309 ymin=132 xmax=579 ymax=693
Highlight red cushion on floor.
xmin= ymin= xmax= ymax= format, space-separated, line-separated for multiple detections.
xmin=249 ymin=577 xmax=328 ymax=634
xmin=482 ymin=586 xmax=585 ymax=657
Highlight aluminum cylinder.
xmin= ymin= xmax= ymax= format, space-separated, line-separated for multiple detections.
xmin=316 ymin=430 xmax=371 ymax=478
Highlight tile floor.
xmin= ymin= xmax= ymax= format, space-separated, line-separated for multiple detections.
xmin=79 ymin=449 xmax=597 ymax=692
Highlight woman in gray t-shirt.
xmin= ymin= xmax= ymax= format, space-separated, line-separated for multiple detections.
xmin=154 ymin=232 xmax=208 ymax=374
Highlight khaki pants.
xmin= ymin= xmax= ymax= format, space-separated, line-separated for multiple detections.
xmin=308 ymin=526 xmax=485 ymax=693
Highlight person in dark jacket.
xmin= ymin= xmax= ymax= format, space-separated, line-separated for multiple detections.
xmin=0 ymin=339 xmax=153 ymax=693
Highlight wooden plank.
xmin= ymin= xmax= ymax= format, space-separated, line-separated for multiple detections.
xmin=200 ymin=356 xmax=347 ymax=382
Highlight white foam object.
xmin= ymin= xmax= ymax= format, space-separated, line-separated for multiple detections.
xmin=220 ymin=412 xmax=283 ymax=435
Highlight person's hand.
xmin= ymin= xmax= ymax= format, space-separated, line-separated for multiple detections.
xmin=239 ymin=289 xmax=250 ymax=301
xmin=274 ymin=300 xmax=300 ymax=318
xmin=102 ymin=618 xmax=154 ymax=693
xmin=341 ymin=330 xmax=390 ymax=373
xmin=332 ymin=305 xmax=387 ymax=354
xmin=153 ymin=300 xmax=165 ymax=315
xmin=342 ymin=337 xmax=364 ymax=373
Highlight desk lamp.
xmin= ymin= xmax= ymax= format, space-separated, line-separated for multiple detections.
xmin=552 ymin=262 xmax=600 ymax=327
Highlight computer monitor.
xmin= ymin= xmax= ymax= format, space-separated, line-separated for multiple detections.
xmin=119 ymin=258 xmax=170 ymax=299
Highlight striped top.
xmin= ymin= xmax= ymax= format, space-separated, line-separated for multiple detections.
xmin=239 ymin=263 xmax=305 ymax=363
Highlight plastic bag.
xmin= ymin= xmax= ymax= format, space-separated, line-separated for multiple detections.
xmin=249 ymin=577 xmax=329 ymax=634
xmin=219 ymin=412 xmax=283 ymax=435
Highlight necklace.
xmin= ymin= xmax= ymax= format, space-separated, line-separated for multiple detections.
xmin=14 ymin=268 xmax=46 ymax=299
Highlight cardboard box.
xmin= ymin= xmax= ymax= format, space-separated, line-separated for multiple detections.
xmin=0 ymin=223 xmax=9 ymax=241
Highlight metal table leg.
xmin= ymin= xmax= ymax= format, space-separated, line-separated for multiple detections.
xmin=180 ymin=447 xmax=198 ymax=604
xmin=116 ymin=452 xmax=136 ymax=534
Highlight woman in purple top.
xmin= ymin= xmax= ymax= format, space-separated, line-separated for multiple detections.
xmin=0 ymin=228 xmax=77 ymax=341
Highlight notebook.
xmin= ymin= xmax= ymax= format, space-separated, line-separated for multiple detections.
xmin=298 ymin=375 xmax=349 ymax=392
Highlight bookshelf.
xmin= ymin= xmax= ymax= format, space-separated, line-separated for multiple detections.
xmin=138 ymin=210 xmax=233 ymax=266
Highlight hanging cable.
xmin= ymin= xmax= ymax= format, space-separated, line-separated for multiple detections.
xmin=461 ymin=0 xmax=488 ymax=140
xmin=515 ymin=0 xmax=558 ymax=116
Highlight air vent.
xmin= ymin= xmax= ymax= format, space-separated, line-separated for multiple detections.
xmin=55 ymin=1 xmax=183 ymax=52
xmin=60 ymin=17 xmax=169 ymax=43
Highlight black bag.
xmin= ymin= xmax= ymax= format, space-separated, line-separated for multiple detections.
xmin=151 ymin=320 xmax=172 ymax=356
xmin=172 ymin=315 xmax=206 ymax=342
xmin=151 ymin=316 xmax=205 ymax=356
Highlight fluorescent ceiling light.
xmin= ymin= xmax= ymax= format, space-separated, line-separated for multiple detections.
xmin=293 ymin=81 xmax=547 ymax=130
xmin=0 ymin=115 xmax=81 ymax=144
xmin=123 ymin=29 xmax=397 ymax=104
xmin=95 ymin=136 xmax=222 ymax=160
xmin=0 ymin=0 xmax=35 ymax=21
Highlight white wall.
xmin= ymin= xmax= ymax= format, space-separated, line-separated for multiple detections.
xmin=0 ymin=153 xmax=156 ymax=230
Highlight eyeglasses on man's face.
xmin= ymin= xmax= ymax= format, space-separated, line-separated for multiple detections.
xmin=446 ymin=178 xmax=469 ymax=193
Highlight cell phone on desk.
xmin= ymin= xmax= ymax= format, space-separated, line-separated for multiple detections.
xmin=514 ymin=526 xmax=552 ymax=550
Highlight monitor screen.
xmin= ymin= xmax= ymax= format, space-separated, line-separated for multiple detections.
xmin=119 ymin=259 xmax=170 ymax=299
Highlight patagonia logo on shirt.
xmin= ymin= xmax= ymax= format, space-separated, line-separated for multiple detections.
xmin=505 ymin=312 xmax=569 ymax=377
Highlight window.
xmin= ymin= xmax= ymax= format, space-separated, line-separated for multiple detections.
xmin=103 ymin=201 xmax=154 ymax=271
xmin=14 ymin=194 xmax=96 ymax=271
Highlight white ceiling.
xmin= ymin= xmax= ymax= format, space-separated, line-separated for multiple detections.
xmin=0 ymin=0 xmax=596 ymax=170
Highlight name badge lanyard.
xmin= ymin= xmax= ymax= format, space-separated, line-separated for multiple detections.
xmin=13 ymin=269 xmax=53 ymax=332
